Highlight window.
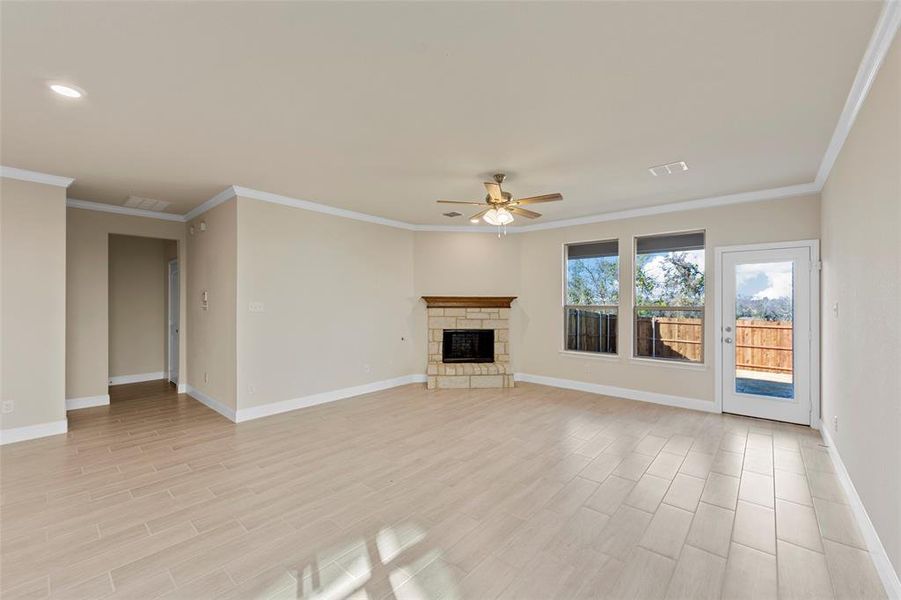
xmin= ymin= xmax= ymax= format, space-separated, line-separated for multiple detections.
xmin=565 ymin=240 xmax=619 ymax=354
xmin=634 ymin=231 xmax=705 ymax=362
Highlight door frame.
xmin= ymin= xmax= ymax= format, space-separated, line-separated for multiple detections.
xmin=167 ymin=258 xmax=179 ymax=385
xmin=714 ymin=240 xmax=820 ymax=428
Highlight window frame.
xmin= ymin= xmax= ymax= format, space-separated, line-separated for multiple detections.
xmin=562 ymin=238 xmax=621 ymax=357
xmin=630 ymin=229 xmax=707 ymax=366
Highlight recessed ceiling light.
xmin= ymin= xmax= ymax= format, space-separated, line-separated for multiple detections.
xmin=649 ymin=161 xmax=688 ymax=176
xmin=48 ymin=83 xmax=84 ymax=98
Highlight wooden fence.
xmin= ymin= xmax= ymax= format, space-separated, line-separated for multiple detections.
xmin=635 ymin=316 xmax=703 ymax=361
xmin=567 ymin=309 xmax=793 ymax=373
xmin=566 ymin=309 xmax=617 ymax=354
xmin=635 ymin=316 xmax=792 ymax=372
xmin=734 ymin=319 xmax=793 ymax=373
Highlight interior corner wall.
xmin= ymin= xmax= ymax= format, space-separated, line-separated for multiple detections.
xmin=412 ymin=231 xmax=524 ymax=373
xmin=820 ymin=35 xmax=900 ymax=574
xmin=234 ymin=196 xmax=417 ymax=412
xmin=66 ymin=208 xmax=186 ymax=401
xmin=186 ymin=199 xmax=237 ymax=412
xmin=108 ymin=234 xmax=168 ymax=379
xmin=0 ymin=177 xmax=67 ymax=433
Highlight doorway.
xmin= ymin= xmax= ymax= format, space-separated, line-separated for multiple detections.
xmin=715 ymin=241 xmax=820 ymax=425
xmin=168 ymin=258 xmax=180 ymax=385
xmin=108 ymin=234 xmax=178 ymax=388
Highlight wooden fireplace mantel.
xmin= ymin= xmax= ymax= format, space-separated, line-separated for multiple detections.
xmin=421 ymin=296 xmax=517 ymax=309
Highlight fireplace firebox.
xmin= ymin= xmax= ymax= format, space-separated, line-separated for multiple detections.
xmin=442 ymin=329 xmax=494 ymax=363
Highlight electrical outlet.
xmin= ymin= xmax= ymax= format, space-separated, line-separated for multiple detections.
xmin=833 ymin=415 xmax=839 ymax=432
xmin=203 ymin=372 xmax=209 ymax=384
xmin=1 ymin=400 xmax=13 ymax=414
xmin=248 ymin=384 xmax=256 ymax=395
xmin=832 ymin=302 xmax=839 ymax=318
xmin=363 ymin=363 xmax=371 ymax=374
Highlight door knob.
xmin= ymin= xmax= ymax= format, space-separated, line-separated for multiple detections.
xmin=725 ymin=337 xmax=733 ymax=344
xmin=725 ymin=326 xmax=732 ymax=332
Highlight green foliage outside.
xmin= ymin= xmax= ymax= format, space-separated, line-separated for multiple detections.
xmin=735 ymin=295 xmax=792 ymax=321
xmin=566 ymin=256 xmax=618 ymax=305
xmin=635 ymin=251 xmax=705 ymax=307
xmin=567 ymin=251 xmax=707 ymax=308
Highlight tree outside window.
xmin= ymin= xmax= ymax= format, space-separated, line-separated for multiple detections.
xmin=634 ymin=232 xmax=705 ymax=362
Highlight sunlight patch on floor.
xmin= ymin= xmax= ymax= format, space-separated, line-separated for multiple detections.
xmin=287 ymin=523 xmax=459 ymax=600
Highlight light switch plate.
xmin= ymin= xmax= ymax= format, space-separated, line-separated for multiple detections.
xmin=249 ymin=302 xmax=264 ymax=313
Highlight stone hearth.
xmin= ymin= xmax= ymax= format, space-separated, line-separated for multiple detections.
xmin=423 ymin=296 xmax=515 ymax=390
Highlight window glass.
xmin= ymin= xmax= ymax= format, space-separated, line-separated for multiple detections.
xmin=565 ymin=240 xmax=618 ymax=354
xmin=634 ymin=232 xmax=705 ymax=362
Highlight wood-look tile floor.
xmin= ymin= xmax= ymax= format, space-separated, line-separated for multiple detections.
xmin=0 ymin=380 xmax=886 ymax=600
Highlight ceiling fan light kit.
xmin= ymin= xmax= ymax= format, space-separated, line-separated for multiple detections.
xmin=483 ymin=207 xmax=513 ymax=226
xmin=436 ymin=173 xmax=563 ymax=236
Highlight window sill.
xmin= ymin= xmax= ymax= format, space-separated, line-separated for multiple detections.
xmin=559 ymin=350 xmax=622 ymax=361
xmin=629 ymin=356 xmax=708 ymax=371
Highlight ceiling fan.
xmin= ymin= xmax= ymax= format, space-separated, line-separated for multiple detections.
xmin=437 ymin=173 xmax=563 ymax=228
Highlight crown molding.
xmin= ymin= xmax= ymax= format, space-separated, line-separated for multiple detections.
xmin=411 ymin=223 xmax=500 ymax=233
xmin=815 ymin=0 xmax=900 ymax=189
xmin=509 ymin=181 xmax=820 ymax=233
xmin=231 ymin=185 xmax=417 ymax=230
xmin=67 ymin=198 xmax=185 ymax=222
xmin=70 ymin=180 xmax=820 ymax=233
xmin=184 ymin=186 xmax=238 ymax=221
xmin=227 ymin=181 xmax=819 ymax=234
xmin=1 ymin=165 xmax=74 ymax=188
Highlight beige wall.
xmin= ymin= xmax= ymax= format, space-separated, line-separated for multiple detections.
xmin=186 ymin=200 xmax=237 ymax=410
xmin=66 ymin=208 xmax=186 ymax=399
xmin=412 ymin=231 xmax=523 ymax=372
xmin=108 ymin=234 xmax=168 ymax=378
xmin=821 ymin=37 xmax=900 ymax=573
xmin=235 ymin=197 xmax=417 ymax=409
xmin=516 ymin=194 xmax=820 ymax=403
xmin=0 ymin=178 xmax=67 ymax=431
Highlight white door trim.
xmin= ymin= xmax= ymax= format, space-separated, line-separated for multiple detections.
xmin=167 ymin=258 xmax=180 ymax=385
xmin=714 ymin=240 xmax=820 ymax=427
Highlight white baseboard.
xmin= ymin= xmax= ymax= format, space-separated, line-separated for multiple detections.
xmin=514 ymin=372 xmax=718 ymax=414
xmin=235 ymin=374 xmax=428 ymax=423
xmin=66 ymin=394 xmax=110 ymax=410
xmin=177 ymin=383 xmax=187 ymax=394
xmin=820 ymin=422 xmax=900 ymax=599
xmin=185 ymin=385 xmax=237 ymax=422
xmin=0 ymin=419 xmax=68 ymax=445
xmin=109 ymin=371 xmax=166 ymax=385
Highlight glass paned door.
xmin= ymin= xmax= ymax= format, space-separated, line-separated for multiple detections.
xmin=721 ymin=247 xmax=811 ymax=424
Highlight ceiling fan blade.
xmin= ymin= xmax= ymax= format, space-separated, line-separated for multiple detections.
xmin=436 ymin=200 xmax=486 ymax=205
xmin=509 ymin=207 xmax=542 ymax=219
xmin=512 ymin=193 xmax=563 ymax=205
xmin=468 ymin=208 xmax=491 ymax=222
xmin=484 ymin=181 xmax=503 ymax=201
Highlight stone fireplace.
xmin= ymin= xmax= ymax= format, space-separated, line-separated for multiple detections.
xmin=423 ymin=296 xmax=515 ymax=389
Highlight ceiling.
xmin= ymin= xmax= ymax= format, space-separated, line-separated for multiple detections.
xmin=0 ymin=1 xmax=882 ymax=225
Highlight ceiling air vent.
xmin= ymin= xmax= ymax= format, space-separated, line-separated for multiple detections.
xmin=124 ymin=196 xmax=170 ymax=211
xmin=442 ymin=211 xmax=462 ymax=218
xmin=648 ymin=161 xmax=688 ymax=177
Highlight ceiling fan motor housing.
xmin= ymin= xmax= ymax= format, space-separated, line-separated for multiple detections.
xmin=486 ymin=191 xmax=513 ymax=204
